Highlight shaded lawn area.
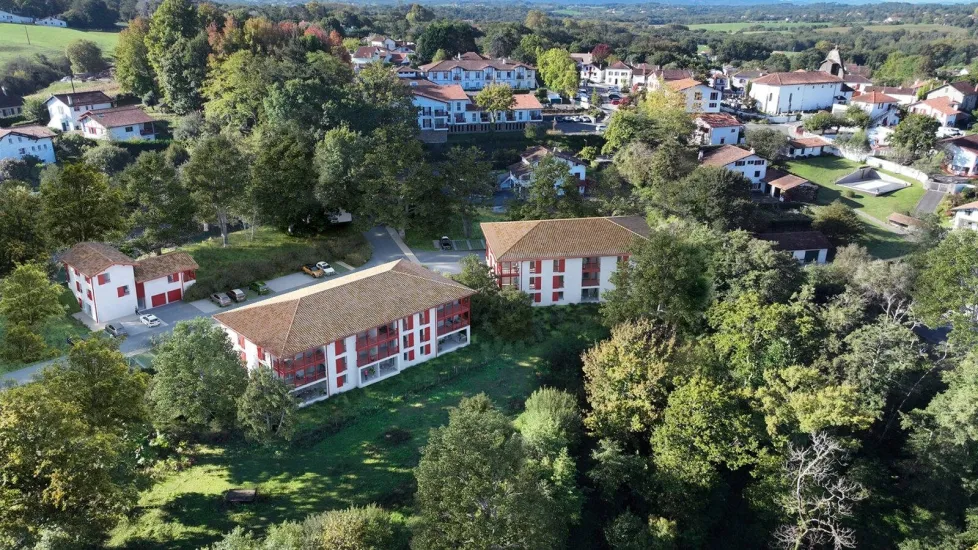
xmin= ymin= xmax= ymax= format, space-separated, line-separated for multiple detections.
xmin=785 ymin=156 xmax=925 ymax=223
xmin=0 ymin=285 xmax=90 ymax=374
xmin=178 ymin=226 xmax=369 ymax=301
xmin=404 ymin=207 xmax=508 ymax=251
xmin=109 ymin=306 xmax=609 ymax=549
xmin=0 ymin=25 xmax=120 ymax=65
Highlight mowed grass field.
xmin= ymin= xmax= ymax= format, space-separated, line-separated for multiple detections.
xmin=816 ymin=23 xmax=969 ymax=36
xmin=686 ymin=21 xmax=829 ymax=32
xmin=0 ymin=23 xmax=120 ymax=64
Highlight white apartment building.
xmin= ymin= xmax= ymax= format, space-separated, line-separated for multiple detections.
xmin=35 ymin=16 xmax=66 ymax=27
xmin=0 ymin=125 xmax=56 ymax=164
xmin=45 ymin=91 xmax=112 ymax=131
xmin=749 ymin=72 xmax=844 ymax=115
xmin=694 ymin=113 xmax=744 ymax=146
xmin=79 ymin=105 xmax=157 ymax=141
xmin=699 ymin=144 xmax=768 ymax=190
xmin=420 ymin=52 xmax=536 ymax=91
xmin=62 ymin=243 xmax=198 ymax=324
xmin=482 ymin=216 xmax=651 ymax=306
xmin=213 ymin=260 xmax=475 ymax=405
xmin=951 ymin=200 xmax=978 ymax=230
xmin=409 ymin=80 xmax=542 ymax=139
xmin=667 ymin=78 xmax=721 ymax=113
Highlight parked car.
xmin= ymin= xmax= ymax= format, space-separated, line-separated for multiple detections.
xmin=315 ymin=261 xmax=337 ymax=276
xmin=139 ymin=314 xmax=161 ymax=328
xmin=302 ymin=264 xmax=325 ymax=278
xmin=595 ymin=124 xmax=607 ymax=133
xmin=440 ymin=236 xmax=453 ymax=251
xmin=210 ymin=293 xmax=232 ymax=307
xmin=249 ymin=281 xmax=270 ymax=295
xmin=608 ymin=93 xmax=622 ymax=101
xmin=578 ymin=116 xmax=592 ymax=123
xmin=611 ymin=99 xmax=621 ymax=106
xmin=226 ymin=288 xmax=246 ymax=302
xmin=105 ymin=323 xmax=128 ymax=338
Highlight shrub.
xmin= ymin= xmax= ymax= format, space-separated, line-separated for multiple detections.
xmin=841 ymin=189 xmax=856 ymax=199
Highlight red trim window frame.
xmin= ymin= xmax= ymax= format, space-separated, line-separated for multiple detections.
xmin=97 ymin=274 xmax=108 ymax=285
xmin=237 ymin=335 xmax=245 ymax=348
xmin=336 ymin=357 xmax=347 ymax=373
xmin=533 ymin=293 xmax=541 ymax=303
xmin=117 ymin=285 xmax=129 ymax=298
xmin=337 ymin=374 xmax=347 ymax=388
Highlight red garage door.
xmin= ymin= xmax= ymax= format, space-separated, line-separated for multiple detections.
xmin=166 ymin=288 xmax=182 ymax=303
xmin=151 ymin=293 xmax=166 ymax=307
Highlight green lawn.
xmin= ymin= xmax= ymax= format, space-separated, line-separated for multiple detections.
xmin=108 ymin=306 xmax=609 ymax=549
xmin=177 ymin=226 xmax=370 ymax=301
xmin=817 ymin=23 xmax=968 ymax=36
xmin=0 ymin=24 xmax=120 ymax=65
xmin=0 ymin=285 xmax=90 ymax=374
xmin=784 ymin=156 xmax=925 ymax=259
xmin=404 ymin=207 xmax=508 ymax=251
xmin=686 ymin=21 xmax=829 ymax=32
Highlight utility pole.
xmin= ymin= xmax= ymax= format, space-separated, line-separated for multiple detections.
xmin=23 ymin=25 xmax=30 ymax=45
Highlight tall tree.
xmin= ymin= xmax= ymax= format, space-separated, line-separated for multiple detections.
xmin=65 ymin=39 xmax=107 ymax=74
xmin=890 ymin=113 xmax=939 ymax=159
xmin=203 ymin=50 xmax=278 ymax=130
xmin=0 ymin=182 xmax=49 ymax=275
xmin=115 ymin=17 xmax=156 ymax=97
xmin=237 ymin=365 xmax=297 ymax=445
xmin=0 ymin=262 xmax=64 ymax=329
xmin=745 ymin=128 xmax=789 ymax=165
xmin=146 ymin=0 xmax=208 ymax=113
xmin=415 ymin=21 xmax=479 ymax=63
xmin=438 ymin=147 xmax=494 ymax=238
xmin=537 ymin=48 xmax=579 ymax=97
xmin=246 ymin=126 xmax=321 ymax=233
xmin=474 ymin=83 xmax=515 ymax=126
xmin=673 ymin=166 xmax=756 ymax=230
xmin=40 ymin=163 xmax=126 ymax=246
xmin=119 ymin=151 xmax=197 ymax=253
xmin=812 ymin=200 xmax=864 ymax=246
xmin=512 ymin=156 xmax=589 ymax=220
xmin=183 ymin=135 xmax=248 ymax=247
xmin=915 ymin=230 xmax=978 ymax=350
xmin=147 ymin=318 xmax=248 ymax=436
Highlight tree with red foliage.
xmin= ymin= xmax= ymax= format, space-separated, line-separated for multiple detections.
xmin=591 ymin=43 xmax=613 ymax=66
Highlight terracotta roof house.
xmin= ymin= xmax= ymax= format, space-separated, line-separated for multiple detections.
xmin=909 ymin=96 xmax=964 ymax=127
xmin=666 ymin=78 xmax=721 ymax=113
xmin=409 ymin=81 xmax=543 ymax=140
xmin=761 ymin=169 xmax=818 ymax=201
xmin=45 ymin=90 xmax=113 ymax=132
xmin=694 ymin=113 xmax=744 ymax=146
xmin=213 ymin=260 xmax=475 ymax=403
xmin=420 ymin=53 xmax=536 ymax=91
xmin=0 ymin=123 xmax=57 ymax=164
xmin=699 ymin=145 xmax=769 ymax=188
xmin=944 ymin=134 xmax=978 ymax=175
xmin=927 ymin=80 xmax=978 ymax=113
xmin=502 ymin=145 xmax=587 ymax=194
xmin=787 ymin=136 xmax=836 ymax=158
xmin=78 ymin=105 xmax=157 ymax=141
xmin=863 ymin=86 xmax=918 ymax=105
xmin=482 ymin=216 xmax=650 ymax=306
xmin=749 ymin=72 xmax=844 ymax=115
xmin=851 ymin=91 xmax=898 ymax=105
xmin=62 ymin=243 xmax=199 ymax=323
xmin=757 ymin=231 xmax=832 ymax=264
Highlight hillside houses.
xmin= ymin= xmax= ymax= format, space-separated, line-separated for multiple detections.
xmin=694 ymin=113 xmax=744 ymax=146
xmin=501 ymin=146 xmax=589 ymax=195
xmin=666 ymin=78 xmax=721 ymax=113
xmin=408 ymin=80 xmax=542 ymax=141
xmin=699 ymin=145 xmax=768 ymax=190
xmin=419 ymin=52 xmax=536 ymax=91
xmin=45 ymin=91 xmax=113 ymax=132
xmin=0 ymin=125 xmax=56 ymax=164
xmin=79 ymin=105 xmax=158 ymax=141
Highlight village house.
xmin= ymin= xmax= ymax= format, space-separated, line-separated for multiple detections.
xmin=862 ymin=86 xmax=918 ymax=106
xmin=666 ymin=78 xmax=721 ymax=113
xmin=570 ymin=53 xmax=601 ymax=83
xmin=848 ymin=91 xmax=901 ymax=127
xmin=408 ymin=80 xmax=542 ymax=141
xmin=45 ymin=91 xmax=113 ymax=131
xmin=213 ymin=260 xmax=474 ymax=405
xmin=943 ymin=134 xmax=978 ymax=175
xmin=951 ymin=200 xmax=978 ymax=230
xmin=366 ymin=34 xmax=414 ymax=53
xmin=0 ymin=125 xmax=56 ymax=164
xmin=0 ymin=9 xmax=33 ymax=23
xmin=35 ymin=16 xmax=66 ymax=26
xmin=698 ymin=144 xmax=768 ymax=190
xmin=62 ymin=242 xmax=198 ymax=324
xmin=644 ymin=68 xmax=695 ymax=91
xmin=78 ymin=105 xmax=158 ymax=141
xmin=420 ymin=52 xmax=536 ymax=91
xmin=481 ymin=216 xmax=650 ymax=306
xmin=926 ymin=81 xmax=978 ymax=113
xmin=603 ymin=61 xmax=633 ymax=88
xmin=501 ymin=145 xmax=588 ymax=195
xmin=351 ymin=46 xmax=411 ymax=69
xmin=730 ymin=70 xmax=767 ymax=91
xmin=693 ymin=113 xmax=744 ymax=145
xmin=757 ymin=232 xmax=831 ymax=264
xmin=0 ymin=88 xmax=23 ymax=118
xmin=749 ymin=72 xmax=844 ymax=115
xmin=908 ymin=96 xmax=964 ymax=127
xmin=760 ymin=169 xmax=818 ymax=201
xmin=786 ymin=136 xmax=835 ymax=158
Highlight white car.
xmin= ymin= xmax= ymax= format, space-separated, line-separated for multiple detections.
xmin=139 ymin=314 xmax=161 ymax=328
xmin=315 ymin=261 xmax=337 ymax=276
xmin=595 ymin=124 xmax=607 ymax=133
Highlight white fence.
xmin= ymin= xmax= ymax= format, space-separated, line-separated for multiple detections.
xmin=864 ymin=157 xmax=930 ymax=185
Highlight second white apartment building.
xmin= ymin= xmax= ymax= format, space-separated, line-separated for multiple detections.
xmin=481 ymin=216 xmax=650 ymax=306
xmin=419 ymin=52 xmax=536 ymax=91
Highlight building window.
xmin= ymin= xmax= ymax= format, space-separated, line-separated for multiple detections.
xmin=533 ymin=293 xmax=541 ymax=303
xmin=117 ymin=285 xmax=130 ymax=297
xmin=754 ymin=171 xmax=761 ymax=178
xmin=336 ymin=357 xmax=346 ymax=373
xmin=552 ymin=291 xmax=564 ymax=302
xmin=803 ymin=250 xmax=820 ymax=263
xmin=552 ymin=258 xmax=565 ymax=272
xmin=97 ymin=273 xmax=110 ymax=285
xmin=167 ymin=273 xmax=178 ymax=283
xmin=337 ymin=374 xmax=347 ymax=388
xmin=553 ymin=275 xmax=564 ymax=289
xmin=237 ymin=335 xmax=245 ymax=348
xmin=734 ymin=161 xmax=745 ymax=166
xmin=125 ymin=126 xmax=133 ymax=132
xmin=529 ymin=276 xmax=541 ymax=290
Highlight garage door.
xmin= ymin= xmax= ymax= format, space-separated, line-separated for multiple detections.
xmin=151 ymin=293 xmax=166 ymax=307
xmin=167 ymin=288 xmax=182 ymax=303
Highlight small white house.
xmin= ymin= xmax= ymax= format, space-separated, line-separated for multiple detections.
xmin=503 ymin=146 xmax=587 ymax=195
xmin=699 ymin=144 xmax=768 ymax=190
xmin=749 ymin=72 xmax=844 ymax=115
xmin=35 ymin=16 xmax=66 ymax=27
xmin=952 ymin=200 xmax=978 ymax=230
xmin=0 ymin=125 xmax=56 ymax=164
xmin=693 ymin=113 xmax=744 ymax=146
xmin=909 ymin=97 xmax=964 ymax=128
xmin=603 ymin=61 xmax=633 ymax=88
xmin=849 ymin=91 xmax=900 ymax=127
xmin=943 ymin=134 xmax=978 ymax=176
xmin=667 ymin=78 xmax=721 ymax=113
xmin=78 ymin=105 xmax=157 ymax=141
xmin=45 ymin=91 xmax=113 ymax=131
xmin=757 ymin=232 xmax=831 ymax=264
xmin=786 ymin=136 xmax=835 ymax=158
xmin=926 ymin=81 xmax=978 ymax=113
xmin=0 ymin=10 xmax=34 ymax=23
xmin=863 ymin=86 xmax=918 ymax=106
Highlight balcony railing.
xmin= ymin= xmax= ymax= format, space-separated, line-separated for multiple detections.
xmin=434 ymin=121 xmax=448 ymax=129
xmin=356 ymin=330 xmax=397 ymax=351
xmin=582 ymin=263 xmax=601 ymax=273
xmin=437 ymin=315 xmax=470 ymax=336
xmin=358 ymin=344 xmax=398 ymax=368
xmin=360 ymin=357 xmax=398 ymax=384
xmin=433 ymin=110 xmax=447 ymax=117
xmin=582 ymin=277 xmax=600 ymax=287
xmin=437 ymin=303 xmax=469 ymax=320
xmin=272 ymin=349 xmax=326 ymax=374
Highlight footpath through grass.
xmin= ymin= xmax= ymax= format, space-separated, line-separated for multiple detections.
xmin=0 ymin=285 xmax=89 ymax=374
xmin=0 ymin=24 xmax=120 ymax=65
xmin=784 ymin=156 xmax=923 ymax=259
xmin=109 ymin=306 xmax=609 ymax=549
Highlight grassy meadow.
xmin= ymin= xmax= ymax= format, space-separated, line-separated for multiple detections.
xmin=0 ymin=23 xmax=120 ymax=65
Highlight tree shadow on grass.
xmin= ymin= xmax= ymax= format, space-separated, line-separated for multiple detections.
xmin=860 ymin=224 xmax=917 ymax=259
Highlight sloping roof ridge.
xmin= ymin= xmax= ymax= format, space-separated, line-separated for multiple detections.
xmin=492 ymin=219 xmax=543 ymax=258
xmin=88 ymin=242 xmax=135 ymax=265
xmin=390 ymin=262 xmax=468 ymax=290
xmin=605 ymin=216 xmax=649 ymax=238
xmin=279 ymin=298 xmax=304 ymax=358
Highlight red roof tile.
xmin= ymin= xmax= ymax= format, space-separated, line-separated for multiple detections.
xmin=753 ymin=72 xmax=842 ymax=86
xmin=699 ymin=145 xmax=755 ymax=167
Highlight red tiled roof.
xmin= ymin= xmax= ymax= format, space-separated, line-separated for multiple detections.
xmin=844 ymin=74 xmax=873 ymax=84
xmin=420 ymin=53 xmax=532 ymax=72
xmin=0 ymin=125 xmax=55 ymax=140
xmin=666 ymin=78 xmax=704 ymax=92
xmin=134 ymin=251 xmax=198 ymax=283
xmin=481 ymin=216 xmax=650 ymax=262
xmin=851 ymin=91 xmax=898 ymax=104
xmin=789 ymin=137 xmax=831 ymax=148
xmin=947 ymin=81 xmax=977 ymax=95
xmin=699 ymin=145 xmax=755 ymax=167
xmin=47 ymin=91 xmax=112 ymax=107
xmin=608 ymin=61 xmax=631 ymax=70
xmin=763 ymin=169 xmax=809 ymax=191
xmin=865 ymin=86 xmax=916 ymax=96
xmin=409 ymin=81 xmax=469 ymax=103
xmin=695 ymin=113 xmax=742 ymax=128
xmin=354 ymin=46 xmax=382 ymax=58
xmin=61 ymin=242 xmax=136 ymax=277
xmin=913 ymin=96 xmax=963 ymax=116
xmin=952 ymin=199 xmax=978 ymax=211
xmin=944 ymin=133 xmax=978 ymax=153
xmin=753 ymin=72 xmax=842 ymax=86
xmin=79 ymin=105 xmax=156 ymax=128
xmin=512 ymin=94 xmax=543 ymax=110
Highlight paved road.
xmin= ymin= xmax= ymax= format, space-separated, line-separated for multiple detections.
xmin=915 ymin=189 xmax=945 ymax=215
xmin=1 ymin=226 xmax=469 ymax=386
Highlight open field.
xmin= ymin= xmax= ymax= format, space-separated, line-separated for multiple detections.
xmin=25 ymin=78 xmax=121 ymax=102
xmin=108 ymin=306 xmax=609 ymax=549
xmin=0 ymin=285 xmax=90 ymax=374
xmin=0 ymin=24 xmax=120 ymax=65
xmin=816 ymin=23 xmax=969 ymax=36
xmin=686 ymin=21 xmax=829 ymax=32
xmin=785 ymin=156 xmax=923 ymax=259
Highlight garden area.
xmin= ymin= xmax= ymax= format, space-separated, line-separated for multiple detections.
xmin=785 ymin=156 xmax=925 ymax=259
xmin=177 ymin=226 xmax=370 ymax=301
xmin=107 ymin=306 xmax=609 ymax=549
xmin=0 ymin=285 xmax=89 ymax=374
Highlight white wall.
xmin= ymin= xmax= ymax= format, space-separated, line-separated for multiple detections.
xmin=81 ymin=120 xmax=155 ymax=141
xmin=139 ymin=273 xmax=193 ymax=310
xmin=0 ymin=10 xmax=33 ymax=23
xmin=0 ymin=134 xmax=55 ymax=163
xmin=751 ymin=82 xmax=842 ymax=115
xmin=425 ymin=68 xmax=536 ymax=91
xmin=722 ymin=154 xmax=767 ymax=188
xmin=514 ymin=255 xmax=623 ymax=306
xmin=954 ymin=210 xmax=978 ymax=230
xmin=681 ymin=85 xmax=721 ymax=113
xmin=47 ymin=98 xmax=112 ymax=131
xmin=947 ymin=145 xmax=978 ymax=175
xmin=697 ymin=124 xmax=742 ymax=146
xmin=66 ymin=263 xmax=139 ymax=324
xmin=789 ymin=248 xmax=829 ymax=264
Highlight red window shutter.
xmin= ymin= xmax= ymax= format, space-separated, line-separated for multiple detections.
xmin=409 ymin=350 xmax=415 ymax=361
xmin=536 ymin=278 xmax=542 ymax=290
xmin=535 ymin=260 xmax=542 ymax=273
xmin=86 ymin=290 xmax=92 ymax=300
xmin=97 ymin=274 xmax=107 ymax=285
xmin=405 ymin=315 xmax=413 ymax=329
xmin=422 ymin=310 xmax=430 ymax=324
xmin=256 ymin=346 xmax=264 ymax=359
xmin=136 ymin=282 xmax=145 ymax=298
xmin=237 ymin=335 xmax=245 ymax=348
xmin=336 ymin=357 xmax=346 ymax=373
xmin=423 ymin=328 xmax=430 ymax=341
xmin=335 ymin=339 xmax=345 ymax=354
xmin=553 ymin=292 xmax=559 ymax=301
xmin=559 ymin=258 xmax=565 ymax=272
xmin=117 ymin=286 xmax=125 ymax=298
xmin=408 ymin=333 xmax=414 ymax=347
xmin=239 ymin=351 xmax=246 ymax=361
xmin=337 ymin=375 xmax=346 ymax=388
xmin=75 ymin=281 xmax=81 ymax=291
xmin=183 ymin=270 xmax=196 ymax=281
xmin=553 ymin=275 xmax=560 ymax=288
xmin=533 ymin=293 xmax=541 ymax=303
xmin=423 ymin=344 xmax=430 ymax=355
